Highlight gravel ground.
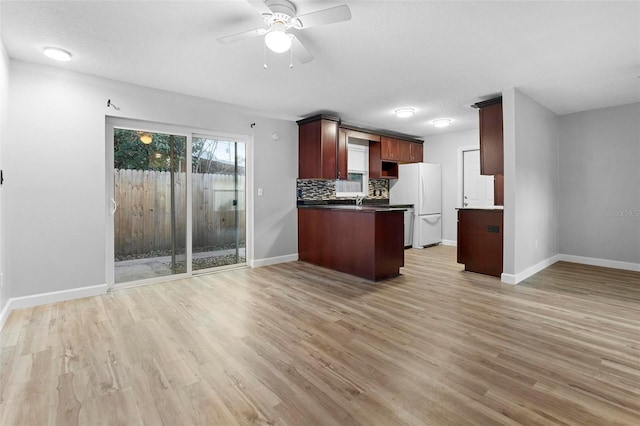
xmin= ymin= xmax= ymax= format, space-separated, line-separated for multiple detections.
xmin=171 ymin=254 xmax=246 ymax=271
xmin=115 ymin=244 xmax=244 ymax=262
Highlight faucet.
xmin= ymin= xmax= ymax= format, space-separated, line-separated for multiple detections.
xmin=355 ymin=195 xmax=364 ymax=206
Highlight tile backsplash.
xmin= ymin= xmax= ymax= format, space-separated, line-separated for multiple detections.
xmin=297 ymin=179 xmax=337 ymax=201
xmin=368 ymin=178 xmax=389 ymax=199
xmin=297 ymin=178 xmax=389 ymax=201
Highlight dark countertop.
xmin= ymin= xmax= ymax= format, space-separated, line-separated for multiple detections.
xmin=297 ymin=204 xmax=408 ymax=213
xmin=297 ymin=199 xmax=413 ymax=209
xmin=457 ymin=206 xmax=504 ymax=211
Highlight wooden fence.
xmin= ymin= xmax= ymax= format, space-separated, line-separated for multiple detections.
xmin=114 ymin=169 xmax=246 ymax=257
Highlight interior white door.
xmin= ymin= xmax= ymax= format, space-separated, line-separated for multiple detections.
xmin=462 ymin=150 xmax=494 ymax=207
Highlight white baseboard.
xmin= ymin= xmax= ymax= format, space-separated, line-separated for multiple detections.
xmin=0 ymin=283 xmax=108 ymax=331
xmin=557 ymin=254 xmax=640 ymax=272
xmin=441 ymin=239 xmax=457 ymax=247
xmin=501 ymin=252 xmax=640 ymax=285
xmin=250 ymin=253 xmax=298 ymax=268
xmin=501 ymin=254 xmax=561 ymax=285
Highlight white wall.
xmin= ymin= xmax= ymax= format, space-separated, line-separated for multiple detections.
xmin=559 ymin=103 xmax=640 ymax=265
xmin=502 ymin=88 xmax=560 ymax=283
xmin=5 ymin=60 xmax=298 ymax=300
xmin=0 ymin=39 xmax=9 ymax=314
xmin=423 ymin=128 xmax=478 ymax=244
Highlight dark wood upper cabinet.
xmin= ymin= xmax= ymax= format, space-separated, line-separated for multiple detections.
xmin=410 ymin=142 xmax=423 ymax=163
xmin=381 ymin=137 xmax=399 ymax=161
xmin=494 ymin=174 xmax=504 ymax=206
xmin=298 ymin=115 xmax=423 ymax=180
xmin=297 ymin=115 xmax=340 ymax=179
xmin=475 ymin=97 xmax=503 ymax=176
xmin=398 ymin=140 xmax=422 ymax=163
xmin=369 ymin=141 xmax=382 ymax=179
xmin=398 ymin=140 xmax=411 ymax=163
xmin=337 ymin=129 xmax=348 ymax=180
xmin=389 ymin=138 xmax=423 ymax=164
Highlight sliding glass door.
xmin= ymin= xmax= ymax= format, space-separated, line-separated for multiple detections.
xmin=109 ymin=123 xmax=248 ymax=287
xmin=112 ymin=128 xmax=187 ymax=284
xmin=192 ymin=136 xmax=246 ymax=271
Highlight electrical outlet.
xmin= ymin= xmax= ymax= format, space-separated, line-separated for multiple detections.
xmin=257 ymin=188 xmax=264 ymax=196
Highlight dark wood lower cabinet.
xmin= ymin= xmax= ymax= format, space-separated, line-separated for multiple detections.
xmin=494 ymin=174 xmax=504 ymax=206
xmin=457 ymin=209 xmax=503 ymax=277
xmin=298 ymin=207 xmax=404 ymax=281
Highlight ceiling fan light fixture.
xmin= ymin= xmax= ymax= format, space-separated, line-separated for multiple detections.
xmin=265 ymin=25 xmax=292 ymax=53
xmin=394 ymin=108 xmax=415 ymax=118
xmin=432 ymin=118 xmax=452 ymax=128
xmin=43 ymin=47 xmax=72 ymax=61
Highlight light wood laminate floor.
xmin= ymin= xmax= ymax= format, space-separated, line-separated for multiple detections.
xmin=1 ymin=246 xmax=639 ymax=425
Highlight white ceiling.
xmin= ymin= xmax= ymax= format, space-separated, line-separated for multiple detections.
xmin=1 ymin=0 xmax=639 ymax=138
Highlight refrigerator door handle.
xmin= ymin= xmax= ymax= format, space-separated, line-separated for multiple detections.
xmin=419 ymin=174 xmax=424 ymax=213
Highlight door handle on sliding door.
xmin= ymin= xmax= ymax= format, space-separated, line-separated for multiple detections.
xmin=110 ymin=198 xmax=117 ymax=215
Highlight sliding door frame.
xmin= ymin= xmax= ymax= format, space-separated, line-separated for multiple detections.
xmin=105 ymin=117 xmax=253 ymax=291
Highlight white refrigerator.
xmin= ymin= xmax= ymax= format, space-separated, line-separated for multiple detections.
xmin=390 ymin=163 xmax=442 ymax=248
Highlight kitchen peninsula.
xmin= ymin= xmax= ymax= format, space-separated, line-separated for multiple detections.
xmin=296 ymin=114 xmax=424 ymax=281
xmin=298 ymin=204 xmax=405 ymax=281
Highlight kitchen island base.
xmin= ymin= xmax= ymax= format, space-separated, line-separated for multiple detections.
xmin=298 ymin=207 xmax=404 ymax=281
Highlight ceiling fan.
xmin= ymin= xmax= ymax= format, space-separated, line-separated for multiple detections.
xmin=217 ymin=0 xmax=352 ymax=65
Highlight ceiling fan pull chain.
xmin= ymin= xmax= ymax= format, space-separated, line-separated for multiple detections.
xmin=263 ymin=42 xmax=268 ymax=69
xmin=289 ymin=42 xmax=294 ymax=69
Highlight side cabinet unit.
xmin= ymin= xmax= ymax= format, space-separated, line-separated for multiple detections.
xmin=297 ymin=115 xmax=343 ymax=179
xmin=475 ymin=97 xmax=503 ymax=176
xmin=457 ymin=209 xmax=503 ymax=277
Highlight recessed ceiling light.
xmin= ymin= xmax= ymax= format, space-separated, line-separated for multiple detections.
xmin=432 ymin=118 xmax=452 ymax=128
xmin=394 ymin=108 xmax=415 ymax=118
xmin=43 ymin=47 xmax=72 ymax=62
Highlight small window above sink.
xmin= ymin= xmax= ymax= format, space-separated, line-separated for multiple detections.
xmin=337 ymin=139 xmax=369 ymax=197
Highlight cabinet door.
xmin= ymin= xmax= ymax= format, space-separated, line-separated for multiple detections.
xmin=337 ymin=128 xmax=348 ymax=180
xmin=298 ymin=118 xmax=339 ymax=179
xmin=320 ymin=119 xmax=339 ymax=179
xmin=398 ymin=140 xmax=411 ymax=163
xmin=369 ymin=141 xmax=382 ymax=178
xmin=410 ymin=143 xmax=423 ymax=162
xmin=494 ymin=174 xmax=504 ymax=206
xmin=479 ymin=101 xmax=503 ymax=175
xmin=381 ymin=137 xmax=399 ymax=161
xmin=457 ymin=209 xmax=503 ymax=277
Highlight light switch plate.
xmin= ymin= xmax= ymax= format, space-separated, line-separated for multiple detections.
xmin=257 ymin=188 xmax=263 ymax=196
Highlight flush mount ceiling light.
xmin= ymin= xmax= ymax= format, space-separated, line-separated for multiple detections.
xmin=394 ymin=108 xmax=415 ymax=118
xmin=432 ymin=118 xmax=452 ymax=128
xmin=43 ymin=47 xmax=72 ymax=61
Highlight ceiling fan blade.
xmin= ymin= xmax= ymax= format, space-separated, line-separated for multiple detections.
xmin=217 ymin=28 xmax=265 ymax=45
xmin=291 ymin=35 xmax=314 ymax=64
xmin=246 ymin=0 xmax=273 ymax=16
xmin=295 ymin=5 xmax=351 ymax=29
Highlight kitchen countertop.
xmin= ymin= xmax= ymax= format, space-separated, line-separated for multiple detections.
xmin=297 ymin=204 xmax=408 ymax=212
xmin=457 ymin=206 xmax=504 ymax=211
